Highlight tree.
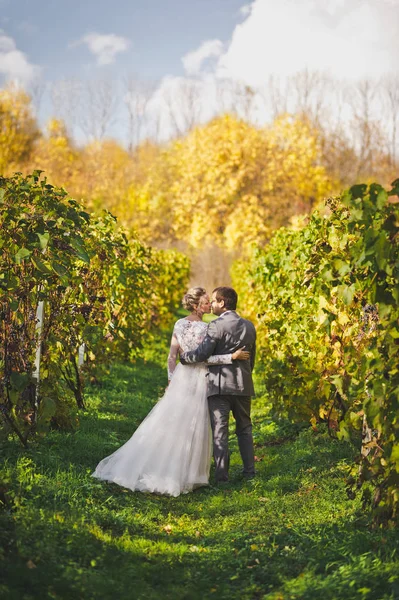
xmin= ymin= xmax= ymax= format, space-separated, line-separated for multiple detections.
xmin=51 ymin=78 xmax=118 ymax=141
xmin=26 ymin=76 xmax=46 ymax=120
xmin=290 ymin=69 xmax=332 ymax=125
xmin=76 ymin=139 xmax=133 ymax=214
xmin=163 ymin=114 xmax=331 ymax=251
xmin=230 ymin=82 xmax=257 ymax=122
xmin=162 ymin=78 xmax=203 ymax=138
xmin=263 ymin=75 xmax=290 ymax=120
xmin=124 ymin=76 xmax=156 ymax=152
xmin=126 ymin=114 xmax=332 ymax=264
xmin=50 ymin=78 xmax=83 ymax=140
xmin=80 ymin=78 xmax=119 ymax=141
xmin=349 ymin=79 xmax=381 ymax=178
xmin=28 ymin=118 xmax=80 ymax=190
xmin=0 ymin=85 xmax=39 ymax=174
xmin=381 ymin=74 xmax=399 ymax=168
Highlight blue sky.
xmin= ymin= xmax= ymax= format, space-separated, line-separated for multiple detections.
xmin=0 ymin=0 xmax=246 ymax=81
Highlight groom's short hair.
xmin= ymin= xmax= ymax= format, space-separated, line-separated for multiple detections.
xmin=213 ymin=286 xmax=238 ymax=310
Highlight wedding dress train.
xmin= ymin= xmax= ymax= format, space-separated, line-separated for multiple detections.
xmin=92 ymin=319 xmax=231 ymax=496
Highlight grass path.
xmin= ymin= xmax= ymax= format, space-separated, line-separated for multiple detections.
xmin=1 ymin=330 xmax=399 ymax=599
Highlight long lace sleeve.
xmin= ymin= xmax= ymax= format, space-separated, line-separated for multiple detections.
xmin=173 ymin=319 xmax=236 ymax=371
xmin=206 ymin=354 xmax=233 ymax=365
xmin=167 ymin=333 xmax=180 ymax=381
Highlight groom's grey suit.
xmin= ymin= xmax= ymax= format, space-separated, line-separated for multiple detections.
xmin=180 ymin=311 xmax=256 ymax=482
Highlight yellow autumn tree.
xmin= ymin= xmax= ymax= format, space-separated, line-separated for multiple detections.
xmin=29 ymin=124 xmax=136 ymax=219
xmin=119 ymin=114 xmax=334 ymax=288
xmin=169 ymin=114 xmax=267 ymax=248
xmin=73 ymin=140 xmax=133 ymax=215
xmin=28 ymin=118 xmax=80 ymax=189
xmin=0 ymin=85 xmax=39 ymax=175
xmin=125 ymin=143 xmax=180 ymax=243
xmin=126 ymin=115 xmax=268 ymax=248
xmin=131 ymin=114 xmax=333 ymax=253
xmin=224 ymin=115 xmax=334 ymax=250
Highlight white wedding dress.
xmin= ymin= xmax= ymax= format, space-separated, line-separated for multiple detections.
xmin=92 ymin=318 xmax=232 ymax=497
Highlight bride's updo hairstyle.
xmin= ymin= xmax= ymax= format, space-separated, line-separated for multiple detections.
xmin=182 ymin=287 xmax=206 ymax=312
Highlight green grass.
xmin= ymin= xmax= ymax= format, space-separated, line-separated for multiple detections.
xmin=1 ymin=329 xmax=399 ymax=600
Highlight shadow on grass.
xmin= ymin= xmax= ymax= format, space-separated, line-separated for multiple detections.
xmin=1 ymin=359 xmax=168 ymax=476
xmin=3 ymin=513 xmax=190 ymax=600
xmin=3 ymin=484 xmax=398 ymax=600
xmin=2 ymin=355 xmax=399 ymax=600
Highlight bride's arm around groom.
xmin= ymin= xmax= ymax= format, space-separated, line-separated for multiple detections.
xmin=180 ymin=290 xmax=256 ymax=398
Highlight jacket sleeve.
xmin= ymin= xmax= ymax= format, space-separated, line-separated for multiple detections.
xmin=250 ymin=325 xmax=256 ymax=372
xmin=180 ymin=321 xmax=219 ymax=364
xmin=250 ymin=340 xmax=256 ymax=372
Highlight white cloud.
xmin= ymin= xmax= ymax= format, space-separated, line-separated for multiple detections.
xmin=0 ymin=31 xmax=40 ymax=83
xmin=182 ymin=39 xmax=224 ymax=76
xmin=142 ymin=74 xmax=223 ymax=141
xmin=215 ymin=0 xmax=399 ymax=84
xmin=0 ymin=32 xmax=14 ymax=52
xmin=72 ymin=32 xmax=130 ymax=66
xmin=145 ymin=0 xmax=399 ymax=143
xmin=239 ymin=4 xmax=252 ymax=17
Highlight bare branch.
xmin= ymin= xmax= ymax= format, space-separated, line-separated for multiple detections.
xmin=50 ymin=78 xmax=83 ymax=137
xmin=290 ymin=68 xmax=332 ymax=124
xmin=162 ymin=78 xmax=202 ymax=138
xmin=79 ymin=78 xmax=119 ymax=140
xmin=381 ymin=74 xmax=399 ymax=166
xmin=26 ymin=76 xmax=46 ymax=119
xmin=124 ymin=76 xmax=156 ymax=151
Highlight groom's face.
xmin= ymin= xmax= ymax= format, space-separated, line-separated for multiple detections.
xmin=211 ymin=293 xmax=224 ymax=316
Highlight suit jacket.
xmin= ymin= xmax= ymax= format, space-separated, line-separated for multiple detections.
xmin=180 ymin=311 xmax=256 ymax=397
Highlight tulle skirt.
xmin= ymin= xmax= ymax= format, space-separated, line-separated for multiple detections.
xmin=92 ymin=363 xmax=212 ymax=497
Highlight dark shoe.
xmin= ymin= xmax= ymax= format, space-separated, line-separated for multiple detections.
xmin=242 ymin=471 xmax=256 ymax=480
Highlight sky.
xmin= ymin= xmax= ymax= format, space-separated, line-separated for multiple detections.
xmin=0 ymin=0 xmax=245 ymax=82
xmin=1 ymin=0 xmax=399 ymax=142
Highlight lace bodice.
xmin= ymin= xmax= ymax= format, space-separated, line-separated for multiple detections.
xmin=173 ymin=319 xmax=208 ymax=353
xmin=167 ymin=318 xmax=232 ymax=380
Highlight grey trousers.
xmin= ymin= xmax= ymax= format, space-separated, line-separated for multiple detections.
xmin=208 ymin=394 xmax=255 ymax=482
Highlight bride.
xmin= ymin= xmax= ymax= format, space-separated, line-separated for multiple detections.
xmin=92 ymin=287 xmax=249 ymax=497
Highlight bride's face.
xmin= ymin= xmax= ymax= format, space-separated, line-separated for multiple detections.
xmin=198 ymin=294 xmax=211 ymax=315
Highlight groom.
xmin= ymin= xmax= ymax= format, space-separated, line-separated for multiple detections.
xmin=180 ymin=286 xmax=256 ymax=482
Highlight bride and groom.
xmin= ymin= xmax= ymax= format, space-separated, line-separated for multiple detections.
xmin=92 ymin=286 xmax=256 ymax=497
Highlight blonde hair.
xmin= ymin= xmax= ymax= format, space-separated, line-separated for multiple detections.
xmin=182 ymin=287 xmax=206 ymax=312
